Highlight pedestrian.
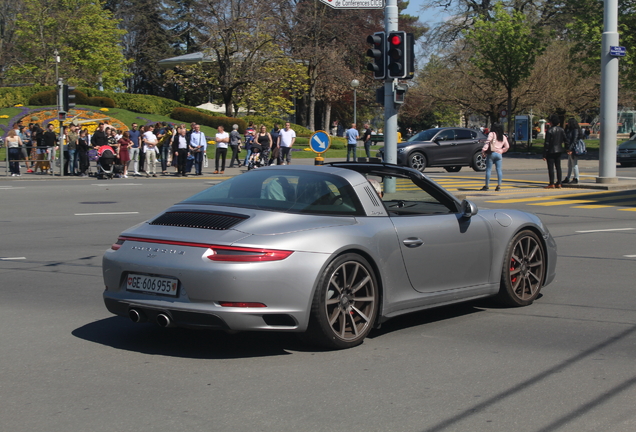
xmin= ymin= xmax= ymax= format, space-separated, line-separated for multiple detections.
xmin=480 ymin=122 xmax=510 ymax=191
xmin=255 ymin=124 xmax=272 ymax=165
xmin=269 ymin=124 xmax=280 ymax=165
xmin=189 ymin=124 xmax=206 ymax=175
xmin=214 ymin=125 xmax=229 ymax=174
xmin=4 ymin=129 xmax=24 ymax=176
xmin=159 ymin=123 xmax=173 ymax=175
xmin=171 ymin=126 xmax=189 ymax=176
xmin=228 ymin=124 xmax=242 ymax=168
xmin=563 ymin=118 xmax=582 ymax=185
xmin=345 ymin=123 xmax=359 ymax=162
xmin=43 ymin=123 xmax=57 ymax=175
xmin=31 ymin=124 xmax=46 ymax=174
xmin=66 ymin=124 xmax=79 ymax=176
xmin=142 ymin=125 xmax=158 ymax=177
xmin=77 ymin=129 xmax=90 ymax=177
xmin=362 ymin=123 xmax=373 ymax=159
xmin=117 ymin=131 xmax=132 ymax=178
xmin=278 ymin=122 xmax=296 ymax=165
xmin=543 ymin=114 xmax=567 ymax=189
xmin=127 ymin=123 xmax=142 ymax=176
xmin=243 ymin=122 xmax=256 ymax=166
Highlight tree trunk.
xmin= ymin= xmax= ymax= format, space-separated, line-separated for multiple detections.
xmin=324 ymin=101 xmax=331 ymax=133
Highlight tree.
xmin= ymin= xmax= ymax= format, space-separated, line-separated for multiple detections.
xmin=5 ymin=0 xmax=129 ymax=89
xmin=464 ymin=2 xmax=546 ymax=132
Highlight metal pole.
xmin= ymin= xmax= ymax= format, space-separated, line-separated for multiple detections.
xmin=54 ymin=50 xmax=59 ymax=84
xmin=384 ymin=0 xmax=398 ymax=193
xmin=353 ymin=88 xmax=357 ymax=126
xmin=598 ymin=0 xmax=619 ymax=183
xmin=57 ymin=79 xmax=65 ymax=177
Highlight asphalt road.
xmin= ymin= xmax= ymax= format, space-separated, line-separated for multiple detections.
xmin=1 ymin=177 xmax=635 ymax=432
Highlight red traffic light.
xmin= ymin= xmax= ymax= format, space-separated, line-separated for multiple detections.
xmin=389 ymin=34 xmax=402 ymax=46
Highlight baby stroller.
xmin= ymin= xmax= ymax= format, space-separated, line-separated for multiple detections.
xmin=96 ymin=146 xmax=116 ymax=179
xmin=247 ymin=145 xmax=270 ymax=170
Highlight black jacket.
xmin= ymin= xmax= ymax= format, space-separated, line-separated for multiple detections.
xmin=91 ymin=129 xmax=108 ymax=147
xmin=543 ymin=126 xmax=566 ymax=156
xmin=566 ymin=127 xmax=581 ymax=152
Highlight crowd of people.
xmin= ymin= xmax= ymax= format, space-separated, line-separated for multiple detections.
xmin=3 ymin=120 xmax=298 ymax=178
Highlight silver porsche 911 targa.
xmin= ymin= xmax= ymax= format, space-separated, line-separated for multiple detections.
xmin=103 ymin=163 xmax=557 ymax=349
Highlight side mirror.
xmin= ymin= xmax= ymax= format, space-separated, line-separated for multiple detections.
xmin=461 ymin=199 xmax=478 ymax=218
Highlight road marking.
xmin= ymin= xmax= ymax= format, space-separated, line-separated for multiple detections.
xmin=571 ymin=205 xmax=615 ymax=209
xmin=625 ymin=255 xmax=636 ymax=258
xmin=618 ymin=208 xmax=636 ymax=212
xmin=0 ymin=186 xmax=25 ymax=190
xmin=576 ymin=228 xmax=635 ymax=233
xmin=75 ymin=212 xmax=140 ymax=216
xmin=528 ymin=200 xmax=595 ymax=206
xmin=0 ymin=257 xmax=26 ymax=260
xmin=91 ymin=183 xmax=143 ymax=186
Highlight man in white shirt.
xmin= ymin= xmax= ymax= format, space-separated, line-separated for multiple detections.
xmin=278 ymin=122 xmax=296 ymax=165
xmin=214 ymin=125 xmax=229 ymax=174
xmin=189 ymin=124 xmax=206 ymax=175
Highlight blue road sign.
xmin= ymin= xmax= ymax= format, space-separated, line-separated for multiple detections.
xmin=310 ymin=131 xmax=331 ymax=154
xmin=610 ymin=46 xmax=626 ymax=57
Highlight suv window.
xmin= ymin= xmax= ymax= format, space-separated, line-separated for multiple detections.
xmin=455 ymin=129 xmax=472 ymax=140
xmin=436 ymin=130 xmax=455 ymax=141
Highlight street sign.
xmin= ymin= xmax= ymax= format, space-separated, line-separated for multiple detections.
xmin=318 ymin=0 xmax=384 ymax=9
xmin=310 ymin=131 xmax=331 ymax=154
xmin=610 ymin=46 xmax=626 ymax=57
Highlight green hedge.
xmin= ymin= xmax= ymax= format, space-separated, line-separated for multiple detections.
xmin=243 ymin=115 xmax=312 ymax=137
xmin=170 ymin=107 xmax=247 ymax=133
xmin=28 ymin=89 xmax=101 ymax=106
xmin=0 ymin=85 xmax=57 ymax=108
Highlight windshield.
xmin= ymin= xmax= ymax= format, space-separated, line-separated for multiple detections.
xmin=407 ymin=129 xmax=440 ymax=142
xmin=181 ymin=169 xmax=365 ymax=216
xmin=619 ymin=140 xmax=636 ymax=149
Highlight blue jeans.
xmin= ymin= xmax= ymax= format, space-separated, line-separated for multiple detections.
xmin=68 ymin=149 xmax=76 ymax=175
xmin=346 ymin=144 xmax=357 ymax=162
xmin=243 ymin=148 xmax=252 ymax=166
xmin=160 ymin=144 xmax=171 ymax=172
xmin=485 ymin=152 xmax=503 ymax=187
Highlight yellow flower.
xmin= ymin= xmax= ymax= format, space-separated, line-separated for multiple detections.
xmin=100 ymin=108 xmax=109 ymax=112
xmin=14 ymin=104 xmax=23 ymax=107
xmin=207 ymin=140 xmax=216 ymax=144
xmin=0 ymin=115 xmax=9 ymax=118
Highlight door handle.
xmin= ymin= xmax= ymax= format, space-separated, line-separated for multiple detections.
xmin=403 ymin=237 xmax=424 ymax=248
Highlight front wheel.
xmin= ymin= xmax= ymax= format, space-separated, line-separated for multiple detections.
xmin=408 ymin=152 xmax=426 ymax=172
xmin=305 ymin=254 xmax=378 ymax=349
xmin=495 ymin=230 xmax=546 ymax=307
xmin=472 ymin=152 xmax=487 ymax=172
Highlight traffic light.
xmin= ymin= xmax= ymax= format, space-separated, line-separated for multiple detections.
xmin=63 ymin=85 xmax=76 ymax=111
xmin=366 ymin=32 xmax=385 ymax=80
xmin=387 ymin=31 xmax=407 ymax=79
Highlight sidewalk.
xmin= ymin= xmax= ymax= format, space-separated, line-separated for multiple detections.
xmin=3 ymin=153 xmax=636 ymax=193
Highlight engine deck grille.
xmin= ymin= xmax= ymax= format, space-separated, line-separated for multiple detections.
xmin=149 ymin=211 xmax=247 ymax=230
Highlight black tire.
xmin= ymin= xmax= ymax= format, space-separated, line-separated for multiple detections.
xmin=408 ymin=152 xmax=427 ymax=172
xmin=444 ymin=166 xmax=462 ymax=173
xmin=304 ymin=254 xmax=378 ymax=349
xmin=472 ymin=152 xmax=486 ymax=172
xmin=495 ymin=230 xmax=546 ymax=307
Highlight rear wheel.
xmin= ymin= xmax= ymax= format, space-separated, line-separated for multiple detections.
xmin=496 ymin=230 xmax=546 ymax=307
xmin=408 ymin=152 xmax=426 ymax=172
xmin=472 ymin=152 xmax=486 ymax=172
xmin=444 ymin=166 xmax=462 ymax=173
xmin=305 ymin=254 xmax=378 ymax=349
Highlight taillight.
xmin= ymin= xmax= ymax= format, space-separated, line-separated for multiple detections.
xmin=111 ymin=237 xmax=126 ymax=250
xmin=115 ymin=236 xmax=293 ymax=262
xmin=203 ymin=246 xmax=292 ymax=262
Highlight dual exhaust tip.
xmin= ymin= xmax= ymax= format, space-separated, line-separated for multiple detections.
xmin=129 ymin=309 xmax=173 ymax=328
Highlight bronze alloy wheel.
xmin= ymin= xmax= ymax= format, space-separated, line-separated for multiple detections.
xmin=306 ymin=254 xmax=378 ymax=349
xmin=497 ymin=230 xmax=546 ymax=307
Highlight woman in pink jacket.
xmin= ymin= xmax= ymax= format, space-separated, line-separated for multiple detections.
xmin=480 ymin=122 xmax=510 ymax=191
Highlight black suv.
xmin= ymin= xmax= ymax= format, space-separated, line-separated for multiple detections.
xmin=377 ymin=127 xmax=488 ymax=172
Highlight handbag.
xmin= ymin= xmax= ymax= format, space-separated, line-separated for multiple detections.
xmin=574 ymin=139 xmax=586 ymax=156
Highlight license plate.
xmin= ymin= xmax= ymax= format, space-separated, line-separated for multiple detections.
xmin=126 ymin=274 xmax=179 ymax=296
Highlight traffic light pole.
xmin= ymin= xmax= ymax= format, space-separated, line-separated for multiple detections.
xmin=57 ymin=79 xmax=65 ymax=177
xmin=383 ymin=0 xmax=399 ymax=193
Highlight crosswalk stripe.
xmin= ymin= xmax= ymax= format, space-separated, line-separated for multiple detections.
xmin=528 ymin=200 xmax=595 ymax=206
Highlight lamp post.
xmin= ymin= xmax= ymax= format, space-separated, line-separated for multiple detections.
xmin=54 ymin=49 xmax=60 ymax=84
xmin=351 ymin=79 xmax=360 ymax=126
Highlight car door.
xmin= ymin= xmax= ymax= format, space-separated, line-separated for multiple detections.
xmin=453 ymin=128 xmax=481 ymax=164
xmin=429 ymin=129 xmax=457 ymax=165
xmin=383 ymin=176 xmax=492 ymax=293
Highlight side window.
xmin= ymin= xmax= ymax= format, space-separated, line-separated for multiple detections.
xmin=455 ymin=129 xmax=472 ymax=140
xmin=381 ymin=177 xmax=457 ymax=216
xmin=470 ymin=130 xmax=478 ymax=139
xmin=436 ymin=130 xmax=455 ymax=141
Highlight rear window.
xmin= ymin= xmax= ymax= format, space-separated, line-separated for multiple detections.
xmin=455 ymin=129 xmax=472 ymax=140
xmin=181 ymin=169 xmax=365 ymax=216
